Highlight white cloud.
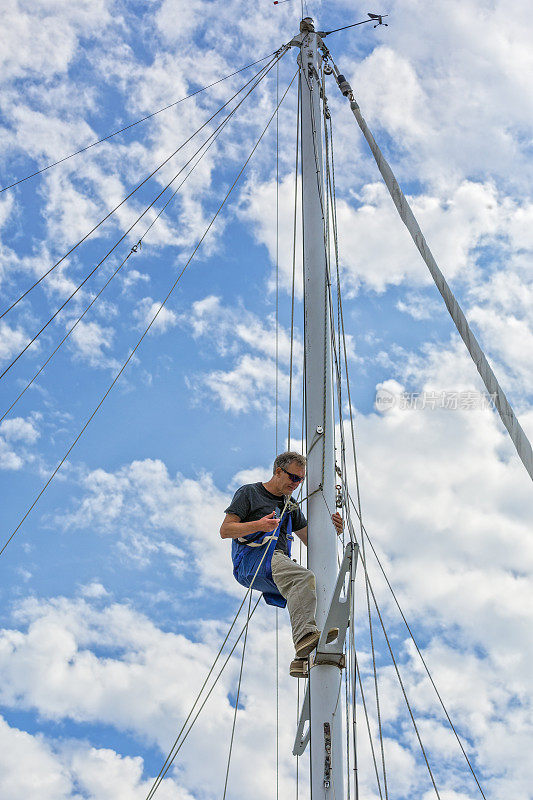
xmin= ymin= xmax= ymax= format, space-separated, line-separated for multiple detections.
xmin=468 ymin=306 xmax=533 ymax=393
xmin=0 ymin=416 xmax=40 ymax=444
xmin=67 ymin=319 xmax=120 ymax=370
xmin=0 ymin=716 xmax=71 ymax=800
xmin=182 ymin=295 xmax=303 ymax=418
xmin=343 ymin=3 xmax=533 ymax=189
xmin=333 ymin=179 xmax=500 ymax=295
xmin=0 ymin=590 xmax=309 ymax=799
xmin=58 ymin=458 xmax=236 ymax=594
xmin=0 ymin=194 xmax=14 ymax=228
xmin=0 ymin=715 xmax=189 ymax=800
xmin=0 ymin=415 xmax=40 ymax=471
xmin=397 ymin=292 xmax=444 ymax=321
xmin=0 ymin=0 xmax=113 ymax=83
xmin=80 ymin=581 xmax=109 ymax=599
xmin=120 ymin=268 xmax=150 ymax=292
xmin=230 ymin=465 xmax=270 ymax=489
xmin=0 ymin=321 xmax=32 ymax=363
xmin=197 ymin=353 xmax=284 ymax=415
xmin=134 ymin=296 xmax=178 ymax=334
xmin=238 ymin=174 xmax=304 ymax=299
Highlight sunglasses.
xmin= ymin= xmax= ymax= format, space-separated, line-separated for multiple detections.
xmin=280 ymin=466 xmax=305 ymax=484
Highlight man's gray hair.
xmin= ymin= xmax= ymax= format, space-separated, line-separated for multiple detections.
xmin=273 ymin=451 xmax=307 ymax=474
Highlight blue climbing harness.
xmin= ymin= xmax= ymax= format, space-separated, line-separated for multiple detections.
xmin=231 ymin=512 xmax=293 ymax=608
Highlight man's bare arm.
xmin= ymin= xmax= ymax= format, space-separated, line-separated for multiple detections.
xmin=220 ymin=512 xmax=280 ymax=540
xmin=294 ymin=526 xmax=307 ymax=546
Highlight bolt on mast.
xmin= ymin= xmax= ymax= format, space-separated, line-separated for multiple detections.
xmin=298 ymin=17 xmax=345 ymax=799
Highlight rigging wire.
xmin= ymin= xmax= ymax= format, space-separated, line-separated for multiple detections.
xmin=355 ymin=655 xmax=384 ymax=799
xmin=351 ymin=519 xmax=442 ymax=799
xmin=0 ymin=67 xmax=298 ymax=560
xmin=322 ymin=102 xmax=361 ymax=800
xmin=321 ymin=92 xmax=355 ymax=800
xmin=145 ymin=589 xmax=260 ymax=799
xmin=319 ymin=83 xmax=390 ymax=799
xmin=222 ymin=591 xmax=253 ymax=800
xmin=0 ymin=52 xmax=279 ymax=194
xmin=323 ymin=62 xmax=484 ymax=796
xmin=348 ymin=494 xmax=488 ymax=799
xmin=322 ymin=120 xmax=441 ymax=792
xmin=321 ymin=84 xmax=356 ymax=800
xmin=316 ymin=56 xmax=389 ymax=800
xmin=324 ymin=486 xmax=442 ymax=799
xmin=323 ymin=78 xmax=441 ymax=799
xmin=276 ymin=59 xmax=279 ymax=457
xmin=0 ymin=51 xmax=284 ymax=324
xmin=287 ymin=73 xmax=300 ymax=451
xmin=320 ymin=15 xmax=389 ymax=37
xmin=146 ymin=595 xmax=262 ymax=800
xmin=0 ymin=52 xmax=285 ymax=383
xmin=0 ymin=62 xmax=267 ymax=423
xmin=147 ymin=490 xmax=300 ymax=800
xmin=274 ymin=57 xmax=280 ymax=800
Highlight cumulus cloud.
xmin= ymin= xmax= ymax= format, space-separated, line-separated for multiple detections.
xmin=0 ymin=0 xmax=113 ymax=83
xmin=0 ymin=716 xmax=71 ymax=800
xmin=80 ymin=581 xmax=109 ymax=599
xmin=0 ymin=589 xmax=309 ymax=799
xmin=0 ymin=715 xmax=189 ymax=800
xmin=57 ymin=458 xmax=236 ymax=593
xmin=134 ymin=296 xmax=178 ymax=334
xmin=0 ymin=321 xmax=33 ymax=363
xmin=66 ymin=319 xmax=120 ymax=370
xmin=0 ymin=415 xmax=40 ymax=470
xmin=181 ymin=295 xmax=304 ymax=419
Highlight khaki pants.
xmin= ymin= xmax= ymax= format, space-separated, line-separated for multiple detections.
xmin=271 ymin=550 xmax=318 ymax=648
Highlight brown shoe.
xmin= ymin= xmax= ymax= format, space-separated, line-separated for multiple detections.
xmin=295 ymin=630 xmax=320 ymax=657
xmin=289 ymin=658 xmax=309 ymax=678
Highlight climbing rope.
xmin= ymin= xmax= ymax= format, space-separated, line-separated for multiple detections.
xmin=275 ymin=60 xmax=280 ymax=797
xmin=321 ymin=87 xmax=390 ymax=799
xmin=222 ymin=591 xmax=253 ymax=800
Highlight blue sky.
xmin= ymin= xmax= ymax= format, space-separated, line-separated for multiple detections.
xmin=1 ymin=1 xmax=533 ymax=798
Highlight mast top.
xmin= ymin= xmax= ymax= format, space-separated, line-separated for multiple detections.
xmin=300 ymin=17 xmax=315 ymax=33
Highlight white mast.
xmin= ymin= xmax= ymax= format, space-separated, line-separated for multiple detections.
xmin=299 ymin=17 xmax=345 ymax=799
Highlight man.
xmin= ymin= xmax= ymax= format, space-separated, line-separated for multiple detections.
xmin=220 ymin=451 xmax=343 ymax=677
